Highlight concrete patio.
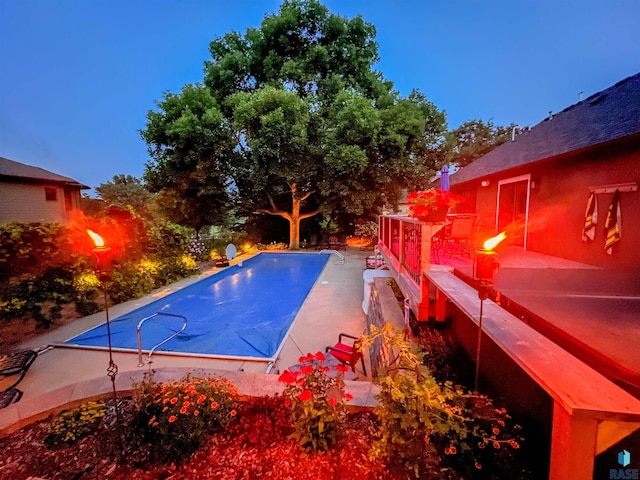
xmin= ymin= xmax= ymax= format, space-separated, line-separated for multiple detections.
xmin=1 ymin=249 xmax=376 ymax=433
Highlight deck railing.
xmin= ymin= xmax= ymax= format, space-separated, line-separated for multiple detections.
xmin=378 ymin=214 xmax=444 ymax=320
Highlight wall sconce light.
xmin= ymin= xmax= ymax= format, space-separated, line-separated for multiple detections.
xmin=480 ymin=180 xmax=490 ymax=187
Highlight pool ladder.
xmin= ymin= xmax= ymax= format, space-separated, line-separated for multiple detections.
xmin=137 ymin=312 xmax=188 ymax=367
xmin=319 ymin=249 xmax=345 ymax=264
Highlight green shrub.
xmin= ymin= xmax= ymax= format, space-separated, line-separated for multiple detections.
xmin=0 ymin=268 xmax=75 ymax=328
xmin=45 ymin=401 xmax=106 ymax=447
xmin=107 ymin=262 xmax=155 ymax=304
xmin=361 ymin=324 xmax=523 ymax=479
xmin=278 ymin=352 xmax=353 ymax=452
xmin=72 ymin=270 xmax=101 ymax=316
xmin=133 ymin=372 xmax=239 ymax=462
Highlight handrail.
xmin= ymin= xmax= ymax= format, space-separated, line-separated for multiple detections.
xmin=137 ymin=312 xmax=188 ymax=367
xmin=319 ymin=249 xmax=345 ymax=264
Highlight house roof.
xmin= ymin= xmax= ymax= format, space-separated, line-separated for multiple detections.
xmin=0 ymin=156 xmax=89 ymax=189
xmin=449 ymin=72 xmax=640 ymax=187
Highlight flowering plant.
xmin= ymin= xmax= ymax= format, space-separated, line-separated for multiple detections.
xmin=279 ymin=352 xmax=354 ymax=452
xmin=360 ymin=324 xmax=524 ymax=478
xmin=134 ymin=373 xmax=239 ymax=462
xmin=407 ymin=188 xmax=464 ymax=221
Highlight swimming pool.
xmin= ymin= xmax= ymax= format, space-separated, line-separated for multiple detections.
xmin=63 ymin=253 xmax=329 ymax=361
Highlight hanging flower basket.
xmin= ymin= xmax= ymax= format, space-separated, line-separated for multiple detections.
xmin=407 ymin=189 xmax=464 ymax=223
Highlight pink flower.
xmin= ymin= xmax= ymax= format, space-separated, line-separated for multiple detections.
xmin=344 ymin=392 xmax=354 ymax=401
xmin=300 ymin=365 xmax=314 ymax=375
xmin=328 ymin=398 xmax=337 ymax=408
xmin=314 ymin=352 xmax=326 ymax=362
xmin=334 ymin=364 xmax=349 ymax=373
xmin=298 ymin=390 xmax=312 ymax=402
xmin=278 ymin=370 xmax=297 ymax=384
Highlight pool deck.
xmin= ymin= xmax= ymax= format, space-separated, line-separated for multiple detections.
xmin=1 ymin=249 xmax=375 ymax=432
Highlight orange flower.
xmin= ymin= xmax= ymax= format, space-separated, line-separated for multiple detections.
xmin=230 ymin=409 xmax=237 ymax=417
xmin=170 ymin=397 xmax=178 ymax=404
xmin=168 ymin=415 xmax=177 ymax=423
xmin=211 ymin=401 xmax=218 ymax=409
xmin=180 ymin=406 xmax=188 ymax=414
xmin=193 ymin=409 xmax=199 ymax=416
xmin=492 ymin=427 xmax=500 ymax=435
xmin=493 ymin=442 xmax=501 ymax=449
xmin=183 ymin=401 xmax=190 ymax=408
xmin=197 ymin=394 xmax=206 ymax=404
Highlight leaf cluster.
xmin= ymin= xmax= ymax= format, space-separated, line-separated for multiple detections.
xmin=279 ymin=351 xmax=353 ymax=452
xmin=361 ymin=323 xmax=524 ymax=478
xmin=45 ymin=401 xmax=106 ymax=447
xmin=132 ymin=372 xmax=239 ymax=463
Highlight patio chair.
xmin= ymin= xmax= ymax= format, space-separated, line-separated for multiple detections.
xmin=442 ymin=214 xmax=477 ymax=258
xmin=326 ymin=333 xmax=367 ymax=376
xmin=0 ymin=349 xmax=37 ymax=391
xmin=0 ymin=387 xmax=22 ymax=410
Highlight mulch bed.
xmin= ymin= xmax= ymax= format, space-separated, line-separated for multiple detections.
xmin=0 ymin=396 xmax=429 ymax=480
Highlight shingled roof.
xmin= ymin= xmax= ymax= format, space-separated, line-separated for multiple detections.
xmin=0 ymin=156 xmax=89 ymax=189
xmin=449 ymin=72 xmax=640 ymax=187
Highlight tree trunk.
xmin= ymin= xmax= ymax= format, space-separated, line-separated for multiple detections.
xmin=289 ymin=196 xmax=301 ymax=250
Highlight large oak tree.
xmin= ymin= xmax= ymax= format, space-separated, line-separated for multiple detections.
xmin=142 ymin=0 xmax=447 ymax=248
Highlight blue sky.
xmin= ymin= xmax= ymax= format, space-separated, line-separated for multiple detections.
xmin=1 ymin=0 xmax=639 ymax=194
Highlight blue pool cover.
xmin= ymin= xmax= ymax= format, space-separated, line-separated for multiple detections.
xmin=64 ymin=253 xmax=329 ymax=359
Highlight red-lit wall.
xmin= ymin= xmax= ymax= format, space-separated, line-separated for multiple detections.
xmin=453 ymin=139 xmax=640 ymax=269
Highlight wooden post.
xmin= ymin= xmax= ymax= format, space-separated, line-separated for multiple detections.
xmin=549 ymin=403 xmax=597 ymax=480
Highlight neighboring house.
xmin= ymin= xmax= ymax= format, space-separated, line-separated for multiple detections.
xmin=0 ymin=156 xmax=89 ymax=225
xmin=447 ymin=72 xmax=640 ymax=269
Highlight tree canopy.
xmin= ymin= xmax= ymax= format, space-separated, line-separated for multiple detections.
xmin=141 ymin=0 xmax=448 ymax=248
xmin=446 ymin=119 xmax=515 ymax=168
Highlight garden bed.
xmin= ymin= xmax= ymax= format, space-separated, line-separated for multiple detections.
xmin=0 ymin=396 xmax=398 ymax=480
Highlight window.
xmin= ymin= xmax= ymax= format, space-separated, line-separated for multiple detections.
xmin=45 ymin=187 xmax=57 ymax=202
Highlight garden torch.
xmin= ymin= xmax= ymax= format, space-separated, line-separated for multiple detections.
xmin=473 ymin=232 xmax=506 ymax=392
xmin=87 ymin=229 xmax=120 ymax=424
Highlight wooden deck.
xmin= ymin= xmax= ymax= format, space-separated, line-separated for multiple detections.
xmin=425 ymin=268 xmax=640 ymax=480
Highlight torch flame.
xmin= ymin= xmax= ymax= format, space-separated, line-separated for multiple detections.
xmin=483 ymin=232 xmax=506 ymax=251
xmin=87 ymin=229 xmax=105 ymax=247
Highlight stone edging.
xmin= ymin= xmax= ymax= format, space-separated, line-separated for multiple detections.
xmin=0 ymin=367 xmax=379 ymax=437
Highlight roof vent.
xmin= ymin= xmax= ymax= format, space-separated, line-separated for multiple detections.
xmin=589 ymin=93 xmax=608 ymax=106
xmin=548 ymin=111 xmax=553 ymax=120
xmin=578 ymin=91 xmax=583 ymax=102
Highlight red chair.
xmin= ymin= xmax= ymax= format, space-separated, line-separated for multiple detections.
xmin=326 ymin=333 xmax=366 ymax=376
